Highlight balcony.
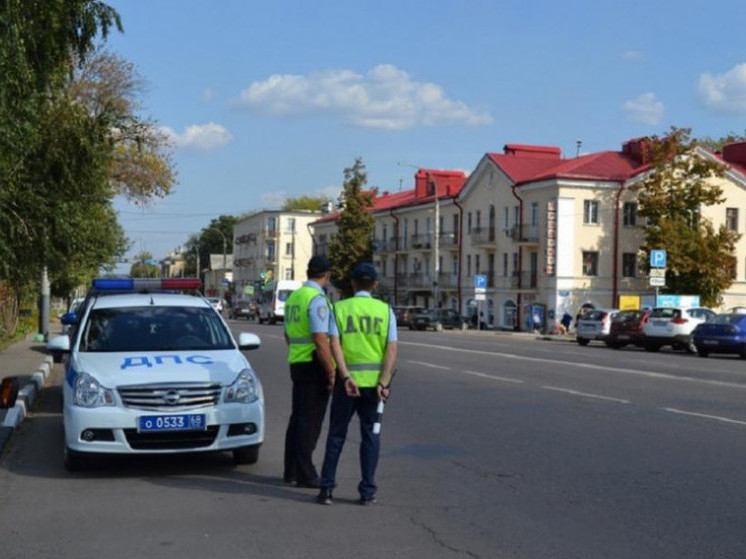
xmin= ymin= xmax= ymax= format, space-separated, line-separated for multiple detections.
xmin=263 ymin=228 xmax=279 ymax=239
xmin=410 ymin=234 xmax=432 ymax=251
xmin=436 ymin=272 xmax=460 ymax=289
xmin=509 ymin=224 xmax=539 ymax=244
xmin=438 ymin=231 xmax=459 ymax=251
xmin=470 ymin=227 xmax=497 ymax=249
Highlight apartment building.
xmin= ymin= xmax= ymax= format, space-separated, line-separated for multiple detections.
xmin=232 ymin=210 xmax=320 ymax=295
xmin=311 ymin=139 xmax=746 ymax=331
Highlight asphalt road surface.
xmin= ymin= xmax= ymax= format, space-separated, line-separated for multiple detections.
xmin=1 ymin=322 xmax=746 ymax=558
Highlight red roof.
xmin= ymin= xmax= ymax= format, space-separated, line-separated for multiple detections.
xmin=312 ymin=169 xmax=468 ymax=225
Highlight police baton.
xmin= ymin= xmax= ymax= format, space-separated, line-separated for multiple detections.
xmin=372 ymin=369 xmax=397 ymax=435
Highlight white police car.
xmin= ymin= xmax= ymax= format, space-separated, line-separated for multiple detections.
xmin=47 ymin=278 xmax=264 ymax=471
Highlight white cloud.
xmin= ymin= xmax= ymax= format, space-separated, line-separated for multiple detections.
xmin=622 ymin=92 xmax=664 ymax=125
xmin=234 ymin=64 xmax=492 ymax=130
xmin=622 ymin=50 xmax=643 ymax=60
xmin=698 ymin=63 xmax=746 ymax=113
xmin=161 ymin=122 xmax=233 ymax=151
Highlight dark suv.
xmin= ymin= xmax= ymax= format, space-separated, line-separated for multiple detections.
xmin=393 ymin=306 xmax=424 ymax=328
xmin=411 ymin=309 xmax=467 ymax=331
xmin=230 ymin=300 xmax=258 ymax=320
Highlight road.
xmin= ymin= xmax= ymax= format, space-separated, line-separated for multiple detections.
xmin=1 ymin=322 xmax=746 ymax=558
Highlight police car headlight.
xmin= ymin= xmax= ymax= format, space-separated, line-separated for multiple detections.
xmin=224 ymin=370 xmax=259 ymax=403
xmin=73 ymin=372 xmax=115 ymax=408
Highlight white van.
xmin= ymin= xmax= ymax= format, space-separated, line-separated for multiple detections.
xmin=257 ymin=279 xmax=302 ymax=324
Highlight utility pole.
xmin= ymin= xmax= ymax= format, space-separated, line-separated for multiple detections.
xmin=434 ymin=184 xmax=440 ymax=307
xmin=39 ymin=266 xmax=50 ymax=340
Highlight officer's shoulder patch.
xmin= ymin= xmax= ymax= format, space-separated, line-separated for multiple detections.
xmin=317 ymin=305 xmax=328 ymax=321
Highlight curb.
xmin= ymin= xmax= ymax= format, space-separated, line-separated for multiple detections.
xmin=0 ymin=355 xmax=54 ymax=455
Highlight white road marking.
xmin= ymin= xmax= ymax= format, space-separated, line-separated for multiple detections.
xmin=399 ymin=341 xmax=746 ymax=390
xmin=542 ymin=386 xmax=630 ymax=404
xmin=407 ymin=360 xmax=451 ymax=370
xmin=662 ymin=408 xmax=746 ymax=427
xmin=463 ymin=370 xmax=524 ymax=384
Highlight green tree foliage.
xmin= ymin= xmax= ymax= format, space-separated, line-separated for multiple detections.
xmin=69 ymin=49 xmax=176 ymax=204
xmin=130 ymin=252 xmax=159 ymax=278
xmin=697 ymin=131 xmax=746 ymax=153
xmin=0 ymin=1 xmax=128 ymax=301
xmin=281 ymin=195 xmax=331 ymax=212
xmin=328 ymin=158 xmax=375 ymax=298
xmin=183 ymin=216 xmax=237 ymax=279
xmin=633 ymin=127 xmax=740 ymax=307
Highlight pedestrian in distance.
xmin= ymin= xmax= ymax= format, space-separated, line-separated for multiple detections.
xmin=532 ymin=310 xmax=541 ymax=333
xmin=283 ymin=255 xmax=337 ymax=488
xmin=317 ymin=262 xmax=398 ymax=506
xmin=560 ymin=312 xmax=573 ymax=335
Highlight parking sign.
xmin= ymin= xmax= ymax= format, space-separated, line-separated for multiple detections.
xmin=650 ymin=249 xmax=667 ymax=268
xmin=474 ymin=275 xmax=487 ymax=289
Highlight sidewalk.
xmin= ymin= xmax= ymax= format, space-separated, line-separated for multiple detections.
xmin=0 ymin=329 xmax=58 ymax=454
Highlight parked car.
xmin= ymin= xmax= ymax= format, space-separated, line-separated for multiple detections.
xmin=61 ymin=297 xmax=86 ymax=335
xmin=692 ymin=313 xmax=746 ymax=358
xmin=230 ymin=300 xmax=258 ymax=320
xmin=642 ymin=306 xmax=716 ymax=353
xmin=393 ymin=305 xmax=424 ymax=328
xmin=576 ymin=309 xmax=620 ymax=346
xmin=207 ymin=297 xmax=224 ymax=313
xmin=605 ymin=309 xmax=651 ymax=349
xmin=411 ymin=309 xmax=467 ymax=331
xmin=46 ymin=277 xmax=264 ymax=472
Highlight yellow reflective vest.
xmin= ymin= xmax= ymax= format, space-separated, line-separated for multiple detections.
xmin=284 ymin=285 xmax=328 ymax=364
xmin=334 ymin=296 xmax=389 ymax=387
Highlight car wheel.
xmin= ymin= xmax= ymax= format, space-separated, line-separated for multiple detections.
xmin=577 ymin=338 xmax=590 ymax=346
xmin=697 ymin=350 xmax=709 ymax=358
xmin=644 ymin=342 xmax=660 ymax=352
xmin=52 ymin=352 xmax=63 ymax=363
xmin=435 ymin=322 xmax=443 ymax=332
xmin=64 ymin=446 xmax=90 ymax=473
xmin=685 ymin=338 xmax=697 ymax=354
xmin=233 ymin=444 xmax=261 ymax=465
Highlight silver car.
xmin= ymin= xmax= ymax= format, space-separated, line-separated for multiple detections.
xmin=576 ymin=309 xmax=620 ymax=346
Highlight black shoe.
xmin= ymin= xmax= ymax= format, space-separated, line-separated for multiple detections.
xmin=282 ymin=476 xmax=296 ymax=484
xmin=316 ymin=488 xmax=333 ymax=505
xmin=296 ymin=478 xmax=321 ymax=489
xmin=359 ymin=496 xmax=377 ymax=506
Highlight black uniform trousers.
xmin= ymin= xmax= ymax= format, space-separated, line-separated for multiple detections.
xmin=283 ymin=359 xmax=330 ymax=484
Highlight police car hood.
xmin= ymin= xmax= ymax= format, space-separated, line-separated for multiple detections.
xmin=76 ymin=351 xmax=250 ymax=387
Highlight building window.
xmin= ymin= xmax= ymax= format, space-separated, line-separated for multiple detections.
xmin=467 ymin=212 xmax=472 ymax=234
xmin=476 ymin=211 xmax=481 ymax=229
xmin=285 ymin=268 xmax=294 ymax=280
xmin=726 ymin=208 xmax=739 ymax=232
xmin=503 ymin=253 xmax=508 ymax=276
xmin=512 ymin=252 xmax=518 ymax=274
xmin=503 ymin=207 xmax=509 ymax=229
xmin=287 ymin=217 xmax=296 ymax=232
xmin=623 ymin=202 xmax=637 ymax=226
xmin=622 ymin=253 xmax=636 ymax=277
xmin=382 ymin=224 xmax=388 ymax=241
xmin=582 ymin=251 xmax=598 ymax=276
xmin=583 ymin=201 xmax=599 ymax=224
xmin=285 ymin=242 xmax=293 ymax=257
xmin=467 ymin=255 xmax=471 ymax=277
xmin=475 ymin=254 xmax=481 ymax=275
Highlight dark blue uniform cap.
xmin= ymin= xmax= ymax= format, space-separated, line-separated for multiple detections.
xmin=351 ymin=262 xmax=378 ymax=282
xmin=307 ymin=255 xmax=331 ymax=274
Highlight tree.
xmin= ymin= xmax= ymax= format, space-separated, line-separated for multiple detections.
xmin=183 ymin=216 xmax=237 ymax=279
xmin=130 ymin=252 xmax=159 ymax=278
xmin=697 ymin=131 xmax=746 ymax=153
xmin=632 ymin=127 xmax=740 ymax=307
xmin=69 ymin=49 xmax=177 ymax=204
xmin=281 ymin=195 xmax=331 ymax=212
xmin=328 ymin=158 xmax=375 ymax=298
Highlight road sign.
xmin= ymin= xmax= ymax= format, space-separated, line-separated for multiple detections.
xmin=649 ymin=276 xmax=666 ymax=287
xmin=474 ymin=274 xmax=487 ymax=289
xmin=475 ymin=292 xmax=486 ymax=301
xmin=650 ymin=249 xmax=667 ymax=268
xmin=475 ymin=287 xmax=486 ymax=295
xmin=649 ymin=268 xmax=666 ymax=278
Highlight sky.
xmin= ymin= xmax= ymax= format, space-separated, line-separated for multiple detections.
xmin=105 ymin=0 xmax=746 ymax=267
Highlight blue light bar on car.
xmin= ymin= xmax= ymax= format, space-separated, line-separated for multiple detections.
xmin=91 ymin=278 xmax=201 ymax=291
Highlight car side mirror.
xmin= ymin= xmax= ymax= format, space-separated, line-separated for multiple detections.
xmin=238 ymin=332 xmax=261 ymax=351
xmin=60 ymin=312 xmax=77 ymax=325
xmin=47 ymin=335 xmax=71 ymax=354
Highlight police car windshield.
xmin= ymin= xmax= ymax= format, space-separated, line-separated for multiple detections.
xmin=79 ymin=306 xmax=235 ymax=352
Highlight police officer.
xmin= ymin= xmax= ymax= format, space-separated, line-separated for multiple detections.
xmin=317 ymin=262 xmax=398 ymax=505
xmin=283 ymin=255 xmax=336 ymax=488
